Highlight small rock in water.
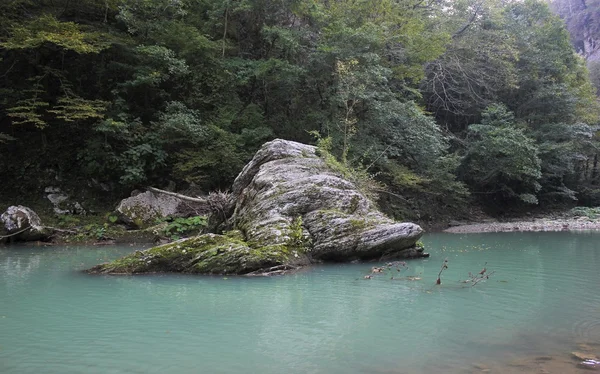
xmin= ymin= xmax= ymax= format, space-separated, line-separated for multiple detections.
xmin=573 ymin=351 xmax=599 ymax=361
xmin=471 ymin=363 xmax=488 ymax=371
xmin=578 ymin=359 xmax=600 ymax=371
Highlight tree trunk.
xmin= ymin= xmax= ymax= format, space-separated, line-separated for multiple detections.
xmin=593 ymin=153 xmax=598 ymax=184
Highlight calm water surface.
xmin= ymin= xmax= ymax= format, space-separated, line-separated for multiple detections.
xmin=1 ymin=232 xmax=600 ymax=373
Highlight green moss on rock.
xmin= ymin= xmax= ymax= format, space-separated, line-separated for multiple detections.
xmin=88 ymin=233 xmax=304 ymax=275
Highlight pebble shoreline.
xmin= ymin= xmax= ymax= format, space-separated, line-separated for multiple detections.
xmin=444 ymin=218 xmax=600 ymax=234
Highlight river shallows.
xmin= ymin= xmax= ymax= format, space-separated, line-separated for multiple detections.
xmin=1 ymin=232 xmax=600 ymax=373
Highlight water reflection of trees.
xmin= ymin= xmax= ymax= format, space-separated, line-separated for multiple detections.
xmin=1 ymin=253 xmax=42 ymax=291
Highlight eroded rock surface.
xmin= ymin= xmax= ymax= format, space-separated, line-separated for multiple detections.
xmin=230 ymin=139 xmax=424 ymax=262
xmin=90 ymin=139 xmax=425 ymax=275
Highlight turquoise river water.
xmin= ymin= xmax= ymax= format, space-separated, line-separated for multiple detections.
xmin=1 ymin=232 xmax=600 ymax=374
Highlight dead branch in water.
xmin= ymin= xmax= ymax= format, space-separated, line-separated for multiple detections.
xmin=463 ymin=262 xmax=495 ymax=286
xmin=246 ymin=264 xmax=298 ymax=276
xmin=364 ymin=261 xmax=409 ymax=280
xmin=436 ymin=258 xmax=448 ymax=285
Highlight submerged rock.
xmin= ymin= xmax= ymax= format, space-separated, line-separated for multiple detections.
xmin=90 ymin=139 xmax=425 ymax=275
xmin=573 ymin=352 xmax=599 ymax=361
xmin=1 ymin=205 xmax=50 ymax=242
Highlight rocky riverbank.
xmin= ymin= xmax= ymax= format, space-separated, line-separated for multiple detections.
xmin=445 ymin=216 xmax=600 ymax=234
xmin=88 ymin=139 xmax=427 ymax=276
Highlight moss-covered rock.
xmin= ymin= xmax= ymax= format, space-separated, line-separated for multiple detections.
xmin=89 ymin=139 xmax=425 ymax=275
xmin=87 ymin=232 xmax=308 ymax=275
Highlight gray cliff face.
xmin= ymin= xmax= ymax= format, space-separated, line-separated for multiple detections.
xmin=89 ymin=139 xmax=425 ymax=275
xmin=230 ymin=139 xmax=424 ymax=262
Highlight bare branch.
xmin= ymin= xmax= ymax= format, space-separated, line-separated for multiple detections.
xmin=436 ymin=258 xmax=449 ymax=285
xmin=147 ymin=187 xmax=207 ymax=203
xmin=452 ymin=1 xmax=484 ymax=39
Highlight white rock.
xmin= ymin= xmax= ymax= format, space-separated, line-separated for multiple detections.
xmin=1 ymin=206 xmax=50 ymax=242
xmin=116 ymin=191 xmax=184 ymax=228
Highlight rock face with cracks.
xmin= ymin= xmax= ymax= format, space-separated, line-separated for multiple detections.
xmin=88 ymin=139 xmax=426 ymax=275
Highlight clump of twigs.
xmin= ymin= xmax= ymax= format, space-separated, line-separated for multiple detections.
xmin=364 ymin=261 xmax=408 ymax=279
xmin=363 ymin=258 xmax=495 ymax=288
xmin=435 ymin=258 xmax=448 ymax=285
xmin=206 ymin=190 xmax=232 ymax=219
xmin=463 ymin=262 xmax=495 ymax=287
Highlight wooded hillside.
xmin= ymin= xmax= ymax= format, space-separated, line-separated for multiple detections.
xmin=1 ymin=0 xmax=599 ymax=219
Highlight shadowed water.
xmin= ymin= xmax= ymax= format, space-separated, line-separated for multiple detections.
xmin=1 ymin=232 xmax=600 ymax=373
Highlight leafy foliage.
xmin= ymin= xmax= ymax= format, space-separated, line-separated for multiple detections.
xmin=569 ymin=206 xmax=600 ymax=219
xmin=161 ymin=216 xmax=208 ymax=240
xmin=0 ymin=0 xmax=598 ymax=217
xmin=460 ymin=105 xmax=542 ymax=204
xmin=312 ymin=133 xmax=382 ymax=201
xmin=1 ymin=14 xmax=109 ymax=53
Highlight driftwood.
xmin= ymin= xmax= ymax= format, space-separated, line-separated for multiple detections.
xmin=1 ymin=225 xmax=77 ymax=242
xmin=0 ymin=225 xmax=32 ymax=239
xmin=45 ymin=226 xmax=77 ymax=234
xmin=245 ymin=264 xmax=298 ymax=276
xmin=147 ymin=186 xmax=207 ymax=203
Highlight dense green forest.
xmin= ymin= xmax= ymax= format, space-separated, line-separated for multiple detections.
xmin=1 ymin=0 xmax=599 ymax=221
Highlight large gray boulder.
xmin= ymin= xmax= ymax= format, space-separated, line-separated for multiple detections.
xmin=1 ymin=205 xmax=50 ymax=242
xmin=89 ymin=139 xmax=425 ymax=275
xmin=116 ymin=191 xmax=185 ymax=228
xmin=230 ymin=139 xmax=424 ymax=262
